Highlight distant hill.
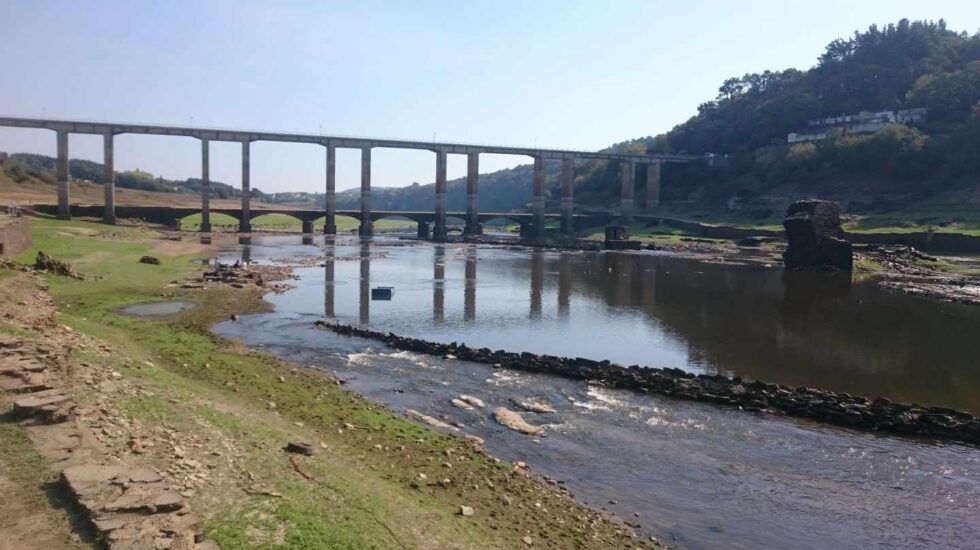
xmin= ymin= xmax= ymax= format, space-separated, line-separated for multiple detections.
xmin=3 ymin=19 xmax=977 ymax=219
xmin=0 ymin=152 xmax=255 ymax=201
xmin=634 ymin=19 xmax=980 ymax=217
xmin=346 ymin=19 xmax=980 ymax=218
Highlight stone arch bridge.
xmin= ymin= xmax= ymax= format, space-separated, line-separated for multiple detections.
xmin=36 ymin=204 xmax=618 ymax=239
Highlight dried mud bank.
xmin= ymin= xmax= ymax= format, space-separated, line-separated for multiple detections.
xmin=315 ymin=321 xmax=980 ymax=446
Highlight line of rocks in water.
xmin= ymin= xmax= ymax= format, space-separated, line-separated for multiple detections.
xmin=313 ymin=321 xmax=980 ymax=446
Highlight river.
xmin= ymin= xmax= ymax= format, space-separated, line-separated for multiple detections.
xmin=212 ymin=234 xmax=980 ymax=549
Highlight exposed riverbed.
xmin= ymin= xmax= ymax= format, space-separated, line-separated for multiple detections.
xmin=213 ymin=234 xmax=980 ymax=549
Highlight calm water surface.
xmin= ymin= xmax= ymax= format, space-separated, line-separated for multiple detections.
xmin=212 ymin=235 xmax=980 ymax=549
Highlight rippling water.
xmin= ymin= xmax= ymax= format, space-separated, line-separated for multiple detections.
xmin=212 ymin=235 xmax=980 ymax=549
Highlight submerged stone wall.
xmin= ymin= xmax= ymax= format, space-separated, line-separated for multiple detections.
xmin=314 ymin=321 xmax=980 ymax=446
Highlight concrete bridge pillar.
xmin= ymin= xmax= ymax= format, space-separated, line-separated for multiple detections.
xmin=620 ymin=160 xmax=635 ymax=226
xmin=433 ymin=247 xmax=445 ymax=323
xmin=324 ymin=245 xmax=335 ymax=317
xmin=359 ymin=244 xmax=370 ymax=324
xmin=302 ymin=220 xmax=315 ymax=234
xmin=56 ymin=129 xmax=70 ymax=220
xmin=417 ymin=220 xmax=431 ymax=240
xmin=359 ymin=147 xmax=373 ymax=237
xmin=433 ymin=149 xmax=448 ymax=242
xmin=645 ymin=160 xmax=661 ymax=211
xmin=240 ymin=140 xmax=252 ymax=233
xmin=200 ymin=139 xmax=211 ymax=232
xmin=323 ymin=144 xmax=337 ymax=234
xmin=530 ymin=249 xmax=544 ymax=318
xmin=464 ymin=247 xmax=476 ymax=321
xmin=560 ymin=158 xmax=574 ymax=236
xmin=531 ymin=156 xmax=545 ymax=242
xmin=102 ymin=133 xmax=116 ymax=225
xmin=464 ymin=152 xmax=482 ymax=236
xmin=557 ymin=252 xmax=571 ymax=318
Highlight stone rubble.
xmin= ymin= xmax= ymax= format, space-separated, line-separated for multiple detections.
xmin=33 ymin=251 xmax=84 ymax=279
xmin=0 ymin=276 xmax=220 ymax=548
xmin=316 ymin=320 xmax=980 ymax=446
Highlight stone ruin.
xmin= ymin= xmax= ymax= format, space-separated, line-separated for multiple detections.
xmin=782 ymin=199 xmax=853 ymax=271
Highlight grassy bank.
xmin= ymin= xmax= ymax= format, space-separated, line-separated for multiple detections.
xmin=6 ymin=218 xmax=645 ymax=549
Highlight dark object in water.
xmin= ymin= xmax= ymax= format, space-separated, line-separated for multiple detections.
xmin=371 ymin=286 xmax=394 ymax=300
xmin=783 ymin=199 xmax=852 ymax=271
xmin=604 ymin=226 xmax=640 ymax=250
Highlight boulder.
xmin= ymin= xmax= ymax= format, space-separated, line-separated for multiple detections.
xmin=782 ymin=199 xmax=852 ymax=271
xmin=284 ymin=442 xmax=315 ymax=456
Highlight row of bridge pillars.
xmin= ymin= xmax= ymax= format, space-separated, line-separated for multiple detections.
xmin=321 ymin=245 xmax=652 ymax=324
xmin=324 ymin=245 xmax=578 ymax=324
xmin=52 ymin=130 xmax=663 ymax=239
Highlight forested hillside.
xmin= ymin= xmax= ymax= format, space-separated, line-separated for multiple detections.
xmin=635 ymin=19 xmax=980 ymax=216
xmin=0 ymin=152 xmax=250 ymax=200
xmin=353 ymin=19 xmax=980 ymax=217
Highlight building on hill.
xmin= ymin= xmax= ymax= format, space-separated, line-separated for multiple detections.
xmin=787 ymin=108 xmax=927 ymax=144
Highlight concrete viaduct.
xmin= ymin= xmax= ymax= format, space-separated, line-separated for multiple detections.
xmin=0 ymin=116 xmax=696 ymax=241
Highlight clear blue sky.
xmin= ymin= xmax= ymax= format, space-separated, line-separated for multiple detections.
xmin=0 ymin=0 xmax=976 ymax=194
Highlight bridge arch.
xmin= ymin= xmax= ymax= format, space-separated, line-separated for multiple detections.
xmin=248 ymin=212 xmax=307 ymax=232
xmin=178 ymin=211 xmax=239 ymax=232
xmin=479 ymin=215 xmax=528 ymax=236
xmin=312 ymin=214 xmax=359 ymax=234
xmin=369 ymin=213 xmax=428 ymax=237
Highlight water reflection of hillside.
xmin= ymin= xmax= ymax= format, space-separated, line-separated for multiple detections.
xmin=318 ymin=242 xmax=980 ymax=413
xmin=558 ymin=251 xmax=980 ymax=412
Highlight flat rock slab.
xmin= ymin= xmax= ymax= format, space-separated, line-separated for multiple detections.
xmin=450 ymin=398 xmax=474 ymax=410
xmin=458 ymin=395 xmax=485 ymax=408
xmin=0 ymin=356 xmax=53 ymax=393
xmin=12 ymin=389 xmax=73 ymax=422
xmin=0 ymin=334 xmax=22 ymax=349
xmin=406 ymin=409 xmax=458 ymax=431
xmin=62 ymin=464 xmax=212 ymax=549
xmin=492 ymin=407 xmax=545 ymax=436
xmin=511 ymin=398 xmax=557 ymax=414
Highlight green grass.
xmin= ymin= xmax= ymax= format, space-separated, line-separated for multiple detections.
xmin=7 ymin=217 xmax=646 ymax=549
xmin=843 ymin=214 xmax=980 ymax=236
xmin=0 ymin=412 xmax=87 ymax=548
xmin=0 ymin=413 xmax=57 ymax=509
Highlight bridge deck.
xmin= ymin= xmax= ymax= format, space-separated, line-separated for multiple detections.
xmin=0 ymin=116 xmax=695 ymax=164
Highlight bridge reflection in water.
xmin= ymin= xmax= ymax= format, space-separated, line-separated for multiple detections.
xmin=321 ymin=244 xmax=571 ymax=324
xmin=310 ymin=240 xmax=980 ymax=412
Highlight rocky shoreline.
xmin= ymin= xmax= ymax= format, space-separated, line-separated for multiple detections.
xmin=313 ymin=321 xmax=980 ymax=446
